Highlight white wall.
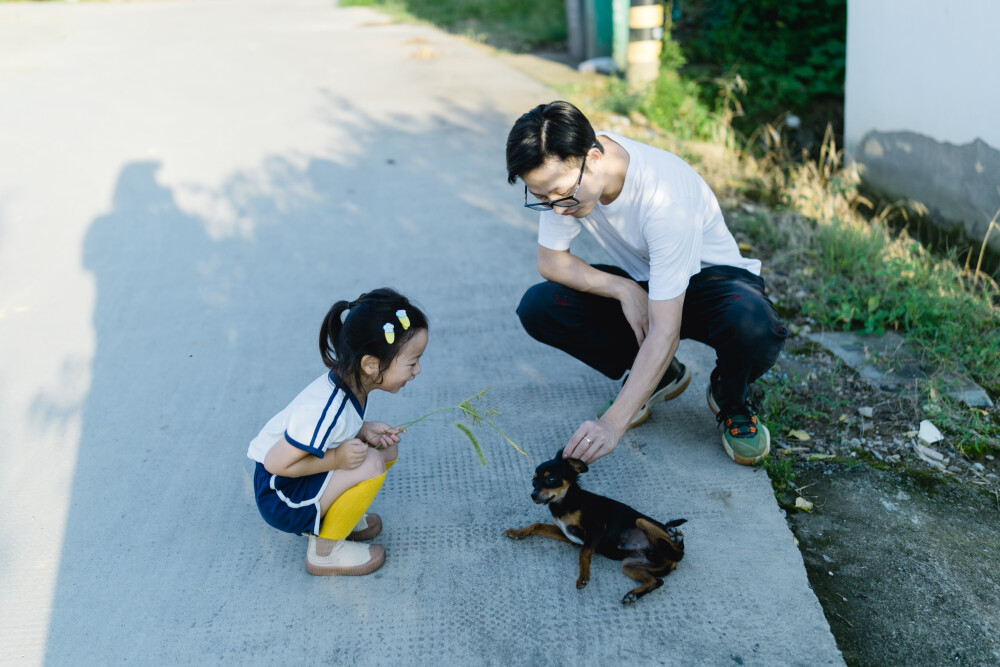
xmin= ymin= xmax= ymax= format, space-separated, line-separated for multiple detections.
xmin=845 ymin=0 xmax=1000 ymax=155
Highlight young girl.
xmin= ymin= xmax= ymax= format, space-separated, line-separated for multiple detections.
xmin=247 ymin=288 xmax=429 ymax=575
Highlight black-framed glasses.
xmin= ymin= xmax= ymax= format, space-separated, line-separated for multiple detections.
xmin=523 ymin=156 xmax=588 ymax=211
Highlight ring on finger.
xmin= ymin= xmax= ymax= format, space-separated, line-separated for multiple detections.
xmin=585 ymin=437 xmax=593 ymax=445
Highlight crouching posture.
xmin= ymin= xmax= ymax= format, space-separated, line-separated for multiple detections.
xmin=247 ymin=288 xmax=428 ymax=575
xmin=506 ymin=450 xmax=686 ymax=604
xmin=507 ymin=101 xmax=787 ymax=466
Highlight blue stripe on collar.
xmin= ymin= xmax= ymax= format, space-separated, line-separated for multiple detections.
xmin=328 ymin=369 xmax=364 ymax=415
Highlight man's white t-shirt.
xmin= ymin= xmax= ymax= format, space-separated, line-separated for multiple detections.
xmin=536 ymin=132 xmax=760 ymax=301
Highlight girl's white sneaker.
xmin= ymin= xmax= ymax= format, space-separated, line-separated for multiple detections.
xmin=306 ymin=534 xmax=385 ymax=576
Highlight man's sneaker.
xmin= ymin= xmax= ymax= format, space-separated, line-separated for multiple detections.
xmin=707 ymin=380 xmax=770 ymax=465
xmin=597 ymin=358 xmax=692 ymax=428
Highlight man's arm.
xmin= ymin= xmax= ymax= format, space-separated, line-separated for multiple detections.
xmin=563 ymin=294 xmax=685 ymax=463
xmin=538 ymin=245 xmax=650 ymax=344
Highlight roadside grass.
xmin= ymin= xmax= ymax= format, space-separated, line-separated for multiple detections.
xmin=758 ymin=453 xmax=795 ymax=506
xmin=338 ymin=0 xmax=566 ymax=51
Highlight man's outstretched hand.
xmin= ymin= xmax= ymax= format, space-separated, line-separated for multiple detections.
xmin=563 ymin=417 xmax=626 ymax=463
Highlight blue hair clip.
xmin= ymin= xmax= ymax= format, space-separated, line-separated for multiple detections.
xmin=396 ymin=309 xmax=410 ymax=330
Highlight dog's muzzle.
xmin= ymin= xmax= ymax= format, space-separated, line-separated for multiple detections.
xmin=530 ymin=491 xmax=549 ymax=504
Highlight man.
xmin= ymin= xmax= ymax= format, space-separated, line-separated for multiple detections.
xmin=507 ymin=101 xmax=786 ymax=465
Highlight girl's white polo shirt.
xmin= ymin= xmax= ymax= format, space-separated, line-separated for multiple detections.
xmin=247 ymin=370 xmax=365 ymax=463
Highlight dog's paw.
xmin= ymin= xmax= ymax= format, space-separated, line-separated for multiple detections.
xmin=621 ymin=592 xmax=638 ymax=605
xmin=504 ymin=529 xmax=523 ymax=540
xmin=576 ymin=577 xmax=589 ymax=589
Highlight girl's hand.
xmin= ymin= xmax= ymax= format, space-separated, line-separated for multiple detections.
xmin=360 ymin=421 xmax=406 ymax=450
xmin=332 ymin=438 xmax=369 ymax=470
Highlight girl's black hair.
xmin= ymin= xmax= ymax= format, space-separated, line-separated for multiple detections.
xmin=505 ymin=100 xmax=604 ymax=185
xmin=319 ymin=287 xmax=429 ymax=390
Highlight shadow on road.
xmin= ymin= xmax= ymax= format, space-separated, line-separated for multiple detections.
xmin=43 ymin=98 xmax=542 ymax=662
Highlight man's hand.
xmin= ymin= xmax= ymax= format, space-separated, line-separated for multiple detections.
xmin=617 ymin=280 xmax=650 ymax=346
xmin=359 ymin=421 xmax=404 ymax=449
xmin=332 ymin=438 xmax=368 ymax=470
xmin=563 ymin=418 xmax=626 ymax=464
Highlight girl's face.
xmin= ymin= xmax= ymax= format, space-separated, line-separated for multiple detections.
xmin=373 ymin=328 xmax=428 ymax=393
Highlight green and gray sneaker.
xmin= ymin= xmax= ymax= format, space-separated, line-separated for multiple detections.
xmin=597 ymin=358 xmax=692 ymax=428
xmin=707 ymin=380 xmax=770 ymax=465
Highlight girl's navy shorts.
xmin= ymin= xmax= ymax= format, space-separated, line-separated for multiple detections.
xmin=254 ymin=462 xmax=332 ymax=535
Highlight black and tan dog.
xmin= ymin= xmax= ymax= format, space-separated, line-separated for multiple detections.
xmin=505 ymin=450 xmax=686 ymax=604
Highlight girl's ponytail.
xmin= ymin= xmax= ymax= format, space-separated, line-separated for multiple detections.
xmin=319 ymin=300 xmax=351 ymax=369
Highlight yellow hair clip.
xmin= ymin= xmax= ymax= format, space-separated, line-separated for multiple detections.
xmin=396 ymin=309 xmax=410 ymax=330
xmin=383 ymin=323 xmax=395 ymax=344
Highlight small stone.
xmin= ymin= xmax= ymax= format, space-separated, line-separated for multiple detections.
xmin=858 ymin=406 xmax=874 ymax=418
xmin=915 ymin=444 xmax=944 ymax=461
xmin=986 ymin=455 xmax=995 ymax=461
xmin=822 ymin=554 xmax=832 ymax=563
xmin=918 ymin=420 xmax=944 ymax=445
xmin=987 ymin=473 xmax=998 ymax=480
xmin=972 ymin=462 xmax=986 ymax=473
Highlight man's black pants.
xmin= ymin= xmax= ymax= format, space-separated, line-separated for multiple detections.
xmin=516 ymin=264 xmax=788 ymax=410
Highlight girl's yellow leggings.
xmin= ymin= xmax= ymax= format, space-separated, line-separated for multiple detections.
xmin=317 ymin=459 xmax=395 ymax=540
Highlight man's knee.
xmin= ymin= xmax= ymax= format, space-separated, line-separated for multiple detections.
xmin=516 ymin=282 xmax=558 ymax=339
xmin=724 ymin=292 xmax=787 ymax=352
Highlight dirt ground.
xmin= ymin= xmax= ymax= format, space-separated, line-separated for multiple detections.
xmin=786 ymin=463 xmax=1000 ymax=665
xmin=763 ymin=338 xmax=1000 ymax=665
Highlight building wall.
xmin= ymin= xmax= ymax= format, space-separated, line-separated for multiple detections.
xmin=844 ymin=0 xmax=1000 ymax=249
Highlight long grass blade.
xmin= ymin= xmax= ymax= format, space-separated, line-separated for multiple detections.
xmin=454 ymin=422 xmax=486 ymax=466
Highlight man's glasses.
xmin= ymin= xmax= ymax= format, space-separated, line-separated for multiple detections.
xmin=523 ymin=156 xmax=588 ymax=211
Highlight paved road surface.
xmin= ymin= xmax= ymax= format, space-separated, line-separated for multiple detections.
xmin=0 ymin=1 xmax=842 ymax=664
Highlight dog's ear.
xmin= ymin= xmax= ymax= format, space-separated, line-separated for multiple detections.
xmin=566 ymin=458 xmax=589 ymax=475
xmin=555 ymin=448 xmax=566 ymax=461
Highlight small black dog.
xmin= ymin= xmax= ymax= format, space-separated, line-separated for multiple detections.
xmin=505 ymin=450 xmax=686 ymax=604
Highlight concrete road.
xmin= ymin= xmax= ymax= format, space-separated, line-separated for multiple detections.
xmin=0 ymin=1 xmax=842 ymax=664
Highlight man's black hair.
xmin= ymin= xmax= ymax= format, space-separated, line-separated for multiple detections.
xmin=505 ymin=101 xmax=604 ymax=185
